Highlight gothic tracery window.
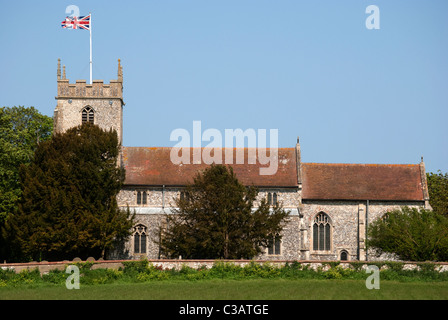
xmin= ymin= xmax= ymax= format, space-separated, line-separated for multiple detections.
xmin=133 ymin=224 xmax=147 ymax=254
xmin=313 ymin=212 xmax=331 ymax=251
xmin=82 ymin=106 xmax=94 ymax=124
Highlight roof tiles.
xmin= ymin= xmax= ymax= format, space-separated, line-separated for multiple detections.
xmin=122 ymin=147 xmax=298 ymax=187
xmin=301 ymin=163 xmax=424 ymax=201
xmin=122 ymin=147 xmax=425 ymax=201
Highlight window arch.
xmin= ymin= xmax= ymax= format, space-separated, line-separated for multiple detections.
xmin=137 ymin=191 xmax=141 ymax=205
xmin=180 ymin=190 xmax=191 ymax=203
xmin=136 ymin=191 xmax=147 ymax=205
xmin=82 ymin=106 xmax=94 ymax=124
xmin=267 ymin=192 xmax=278 ymax=206
xmin=133 ymin=224 xmax=147 ymax=254
xmin=267 ymin=234 xmax=281 ymax=255
xmin=313 ymin=212 xmax=331 ymax=251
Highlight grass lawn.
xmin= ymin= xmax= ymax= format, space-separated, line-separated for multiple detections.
xmin=1 ymin=278 xmax=447 ymax=300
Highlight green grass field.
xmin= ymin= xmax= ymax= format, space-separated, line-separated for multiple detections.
xmin=1 ymin=261 xmax=448 ymax=301
xmin=1 ymin=278 xmax=447 ymax=300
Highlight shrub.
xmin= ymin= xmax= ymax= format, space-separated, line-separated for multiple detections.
xmin=122 ymin=259 xmax=149 ymax=275
xmin=242 ymin=262 xmax=281 ymax=279
xmin=324 ymin=267 xmax=343 ymax=279
xmin=349 ymin=262 xmax=364 ymax=272
xmin=209 ymin=261 xmax=241 ymax=278
xmin=42 ymin=269 xmax=67 ymax=285
xmin=368 ymin=207 xmax=448 ymax=261
xmin=384 ymin=262 xmax=404 ymax=272
xmin=9 ymin=268 xmax=41 ymax=287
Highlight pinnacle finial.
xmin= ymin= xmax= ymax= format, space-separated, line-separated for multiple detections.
xmin=57 ymin=58 xmax=61 ymax=80
xmin=118 ymin=59 xmax=123 ymax=82
xmin=63 ymin=65 xmax=66 ymax=79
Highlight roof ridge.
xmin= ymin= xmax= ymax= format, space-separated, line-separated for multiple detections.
xmin=302 ymin=162 xmax=419 ymax=167
xmin=123 ymin=146 xmax=295 ymax=150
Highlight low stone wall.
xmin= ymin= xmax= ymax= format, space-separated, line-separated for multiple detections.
xmin=2 ymin=258 xmax=448 ymax=274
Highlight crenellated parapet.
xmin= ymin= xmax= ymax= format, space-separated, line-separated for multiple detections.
xmin=56 ymin=58 xmax=124 ymax=103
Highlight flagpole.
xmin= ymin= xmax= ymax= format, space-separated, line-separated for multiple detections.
xmin=89 ymin=12 xmax=92 ymax=84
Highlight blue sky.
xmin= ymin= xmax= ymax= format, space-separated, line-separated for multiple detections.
xmin=1 ymin=0 xmax=447 ymax=173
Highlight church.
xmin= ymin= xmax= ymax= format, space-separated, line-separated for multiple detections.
xmin=53 ymin=60 xmax=431 ymax=262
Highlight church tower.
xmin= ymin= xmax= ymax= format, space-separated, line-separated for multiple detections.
xmin=53 ymin=59 xmax=125 ymax=145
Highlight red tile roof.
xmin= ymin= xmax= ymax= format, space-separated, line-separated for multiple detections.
xmin=301 ymin=163 xmax=425 ymax=201
xmin=122 ymin=147 xmax=426 ymax=201
xmin=122 ymin=147 xmax=298 ymax=187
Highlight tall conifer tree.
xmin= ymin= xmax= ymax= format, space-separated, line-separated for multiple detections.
xmin=160 ymin=164 xmax=289 ymax=259
xmin=7 ymin=123 xmax=134 ymax=261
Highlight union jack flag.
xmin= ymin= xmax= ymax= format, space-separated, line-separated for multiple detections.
xmin=61 ymin=15 xmax=90 ymax=30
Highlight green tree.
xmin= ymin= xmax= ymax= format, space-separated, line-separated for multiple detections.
xmin=427 ymin=171 xmax=448 ymax=217
xmin=367 ymin=207 xmax=448 ymax=261
xmin=0 ymin=106 xmax=53 ymax=224
xmin=160 ymin=164 xmax=289 ymax=259
xmin=5 ymin=123 xmax=134 ymax=261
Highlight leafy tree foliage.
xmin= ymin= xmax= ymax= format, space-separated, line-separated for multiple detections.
xmin=0 ymin=106 xmax=53 ymax=224
xmin=5 ymin=123 xmax=134 ymax=261
xmin=160 ymin=164 xmax=289 ymax=259
xmin=367 ymin=207 xmax=448 ymax=261
xmin=427 ymin=171 xmax=448 ymax=217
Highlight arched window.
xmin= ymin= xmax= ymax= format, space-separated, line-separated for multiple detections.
xmin=267 ymin=192 xmax=277 ymax=206
xmin=340 ymin=250 xmax=348 ymax=261
xmin=136 ymin=191 xmax=147 ymax=205
xmin=133 ymin=224 xmax=147 ymax=254
xmin=313 ymin=212 xmax=331 ymax=251
xmin=180 ymin=191 xmax=191 ymax=202
xmin=82 ymin=106 xmax=94 ymax=124
xmin=137 ymin=191 xmax=142 ymax=205
xmin=267 ymin=234 xmax=281 ymax=255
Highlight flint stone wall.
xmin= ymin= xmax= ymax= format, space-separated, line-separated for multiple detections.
xmin=116 ymin=188 xmax=426 ymax=261
xmin=2 ymin=259 xmax=448 ymax=275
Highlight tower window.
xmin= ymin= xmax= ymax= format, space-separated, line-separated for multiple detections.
xmin=82 ymin=106 xmax=94 ymax=124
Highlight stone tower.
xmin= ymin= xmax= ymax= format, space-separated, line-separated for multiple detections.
xmin=53 ymin=59 xmax=125 ymax=144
